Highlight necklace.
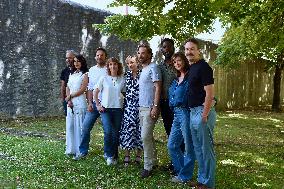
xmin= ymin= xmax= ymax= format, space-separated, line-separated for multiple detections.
xmin=111 ymin=76 xmax=118 ymax=86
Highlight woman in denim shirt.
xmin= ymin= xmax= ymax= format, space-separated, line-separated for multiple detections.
xmin=168 ymin=52 xmax=196 ymax=184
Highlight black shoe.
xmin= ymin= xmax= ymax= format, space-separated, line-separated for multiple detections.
xmin=170 ymin=170 xmax=177 ymax=176
xmin=140 ymin=169 xmax=151 ymax=178
xmin=167 ymin=163 xmax=174 ymax=171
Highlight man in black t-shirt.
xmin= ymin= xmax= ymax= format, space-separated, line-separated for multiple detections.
xmin=60 ymin=50 xmax=76 ymax=116
xmin=175 ymin=39 xmax=217 ymax=189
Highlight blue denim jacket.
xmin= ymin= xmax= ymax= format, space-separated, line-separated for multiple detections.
xmin=168 ymin=74 xmax=189 ymax=109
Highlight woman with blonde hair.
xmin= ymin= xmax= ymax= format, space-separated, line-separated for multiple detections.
xmin=120 ymin=55 xmax=143 ymax=166
xmin=94 ymin=57 xmax=125 ymax=165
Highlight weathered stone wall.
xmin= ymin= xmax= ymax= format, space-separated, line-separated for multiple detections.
xmin=0 ymin=0 xmax=137 ymax=117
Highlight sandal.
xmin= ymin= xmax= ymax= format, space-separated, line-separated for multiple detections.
xmin=135 ymin=155 xmax=142 ymax=164
xmin=124 ymin=156 xmax=130 ymax=167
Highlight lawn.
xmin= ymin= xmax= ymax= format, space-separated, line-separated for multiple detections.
xmin=0 ymin=110 xmax=283 ymax=188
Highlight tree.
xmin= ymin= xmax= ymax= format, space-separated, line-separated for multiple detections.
xmin=95 ymin=0 xmax=284 ymax=111
xmin=216 ymin=0 xmax=284 ymax=111
xmin=94 ymin=0 xmax=220 ymax=43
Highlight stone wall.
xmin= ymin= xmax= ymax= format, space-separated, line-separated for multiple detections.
xmin=0 ymin=0 xmax=137 ymax=117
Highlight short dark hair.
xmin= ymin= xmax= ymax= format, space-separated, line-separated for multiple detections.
xmin=161 ymin=38 xmax=174 ymax=46
xmin=172 ymin=52 xmax=190 ymax=77
xmin=137 ymin=44 xmax=153 ymax=58
xmin=106 ymin=57 xmax=124 ymax=76
xmin=95 ymin=47 xmax=107 ymax=57
xmin=72 ymin=54 xmax=88 ymax=74
xmin=185 ymin=38 xmax=200 ymax=49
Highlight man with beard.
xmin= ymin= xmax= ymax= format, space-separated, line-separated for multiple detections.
xmin=137 ymin=43 xmax=162 ymax=178
xmin=179 ymin=38 xmax=217 ymax=189
xmin=60 ymin=50 xmax=76 ymax=116
xmin=77 ymin=47 xmax=108 ymax=159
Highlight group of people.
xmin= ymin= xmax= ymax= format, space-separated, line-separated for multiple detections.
xmin=60 ymin=38 xmax=217 ymax=189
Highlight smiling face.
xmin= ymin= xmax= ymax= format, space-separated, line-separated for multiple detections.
xmin=95 ymin=50 xmax=106 ymax=66
xmin=73 ymin=57 xmax=82 ymax=70
xmin=127 ymin=56 xmax=138 ymax=72
xmin=66 ymin=52 xmax=75 ymax=67
xmin=184 ymin=41 xmax=200 ymax=63
xmin=137 ymin=46 xmax=151 ymax=65
xmin=108 ymin=61 xmax=119 ymax=75
xmin=161 ymin=41 xmax=174 ymax=59
xmin=173 ymin=56 xmax=185 ymax=72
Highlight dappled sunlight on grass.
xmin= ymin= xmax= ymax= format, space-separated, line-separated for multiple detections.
xmin=254 ymin=182 xmax=271 ymax=187
xmin=95 ymin=133 xmax=104 ymax=137
xmin=252 ymin=117 xmax=282 ymax=123
xmin=219 ymin=159 xmax=245 ymax=167
xmin=1 ymin=111 xmax=284 ymax=188
xmin=237 ymin=152 xmax=274 ymax=166
xmin=227 ymin=113 xmax=248 ymax=119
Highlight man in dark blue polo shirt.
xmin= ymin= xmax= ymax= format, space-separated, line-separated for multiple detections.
xmin=60 ymin=50 xmax=76 ymax=116
xmin=184 ymin=38 xmax=217 ymax=189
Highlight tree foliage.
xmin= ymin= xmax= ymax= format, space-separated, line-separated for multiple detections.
xmin=94 ymin=0 xmax=284 ymax=110
xmin=216 ymin=0 xmax=284 ymax=111
xmin=216 ymin=0 xmax=284 ymax=69
xmin=94 ymin=0 xmax=219 ymax=43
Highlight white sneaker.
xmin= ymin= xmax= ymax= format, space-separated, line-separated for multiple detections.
xmin=106 ymin=157 xmax=113 ymax=166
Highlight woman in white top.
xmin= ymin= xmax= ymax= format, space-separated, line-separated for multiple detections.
xmin=65 ymin=54 xmax=88 ymax=159
xmin=94 ymin=57 xmax=125 ymax=165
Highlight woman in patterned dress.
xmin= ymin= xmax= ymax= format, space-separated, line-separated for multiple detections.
xmin=120 ymin=55 xmax=143 ymax=166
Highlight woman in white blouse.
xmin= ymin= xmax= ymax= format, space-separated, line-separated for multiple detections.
xmin=94 ymin=57 xmax=125 ymax=165
xmin=65 ymin=54 xmax=88 ymax=159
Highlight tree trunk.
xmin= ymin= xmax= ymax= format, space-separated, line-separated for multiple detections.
xmin=272 ymin=63 xmax=284 ymax=112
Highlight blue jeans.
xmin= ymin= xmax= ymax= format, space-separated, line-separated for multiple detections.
xmin=79 ymin=102 xmax=100 ymax=155
xmin=101 ymin=108 xmax=123 ymax=159
xmin=190 ymin=106 xmax=216 ymax=188
xmin=167 ymin=108 xmax=195 ymax=181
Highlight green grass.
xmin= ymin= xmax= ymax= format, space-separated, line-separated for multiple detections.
xmin=0 ymin=111 xmax=283 ymax=188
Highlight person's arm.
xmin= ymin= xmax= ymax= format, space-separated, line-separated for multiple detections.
xmin=60 ymin=80 xmax=66 ymax=101
xmin=93 ymin=77 xmax=105 ymax=112
xmin=150 ymin=81 xmax=162 ymax=119
xmin=94 ymin=88 xmax=104 ymax=112
xmin=65 ymin=86 xmax=73 ymax=109
xmin=202 ymin=84 xmax=214 ymax=123
xmin=65 ymin=74 xmax=88 ymax=101
xmin=86 ymin=90 xmax=94 ymax=112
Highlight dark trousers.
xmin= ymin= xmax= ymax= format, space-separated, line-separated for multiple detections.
xmin=160 ymin=99 xmax=174 ymax=136
xmin=63 ymin=101 xmax=67 ymax=116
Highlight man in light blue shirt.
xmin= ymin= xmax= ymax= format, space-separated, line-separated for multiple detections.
xmin=137 ymin=44 xmax=162 ymax=178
